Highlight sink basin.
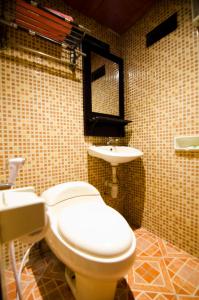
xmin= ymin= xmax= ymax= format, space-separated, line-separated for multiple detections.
xmin=88 ymin=146 xmax=143 ymax=166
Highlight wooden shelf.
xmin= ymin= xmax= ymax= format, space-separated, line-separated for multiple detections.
xmin=88 ymin=116 xmax=132 ymax=126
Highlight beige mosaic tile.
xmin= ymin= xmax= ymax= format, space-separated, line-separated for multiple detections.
xmin=0 ymin=0 xmax=198 ymax=277
xmin=0 ymin=0 xmax=123 ymax=266
xmin=121 ymin=0 xmax=199 ymax=257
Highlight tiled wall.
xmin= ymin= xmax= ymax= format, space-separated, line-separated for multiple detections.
xmin=0 ymin=0 xmax=198 ymax=263
xmin=0 ymin=0 xmax=122 ymax=198
xmin=0 ymin=0 xmax=123 ymax=263
xmin=122 ymin=0 xmax=199 ymax=257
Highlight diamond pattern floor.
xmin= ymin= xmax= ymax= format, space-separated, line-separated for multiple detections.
xmin=5 ymin=227 xmax=199 ymax=299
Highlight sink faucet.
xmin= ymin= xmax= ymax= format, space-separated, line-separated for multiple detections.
xmin=107 ymin=137 xmax=119 ymax=146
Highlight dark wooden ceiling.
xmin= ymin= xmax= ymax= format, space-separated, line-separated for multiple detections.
xmin=64 ymin=0 xmax=155 ymax=34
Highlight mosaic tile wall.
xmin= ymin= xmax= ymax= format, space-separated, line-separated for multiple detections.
xmin=121 ymin=0 xmax=199 ymax=257
xmin=0 ymin=0 xmax=121 ymax=193
xmin=0 ymin=0 xmax=198 ymax=268
xmin=0 ymin=0 xmax=124 ymax=265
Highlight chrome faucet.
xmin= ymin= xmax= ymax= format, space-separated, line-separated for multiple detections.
xmin=106 ymin=137 xmax=119 ymax=146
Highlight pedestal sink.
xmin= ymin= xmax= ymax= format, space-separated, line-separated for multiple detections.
xmin=88 ymin=146 xmax=143 ymax=198
xmin=88 ymin=146 xmax=143 ymax=166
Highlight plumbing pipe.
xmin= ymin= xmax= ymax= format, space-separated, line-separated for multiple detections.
xmin=112 ymin=166 xmax=118 ymax=184
xmin=9 ymin=242 xmax=23 ymax=300
xmin=111 ymin=183 xmax=118 ymax=199
xmin=105 ymin=166 xmax=119 ymax=198
xmin=16 ymin=245 xmax=33 ymax=300
xmin=7 ymin=158 xmax=25 ymax=300
xmin=0 ymin=244 xmax=7 ymax=300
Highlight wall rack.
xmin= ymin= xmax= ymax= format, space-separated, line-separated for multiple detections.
xmin=0 ymin=0 xmax=90 ymax=68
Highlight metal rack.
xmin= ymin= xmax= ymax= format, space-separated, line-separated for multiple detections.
xmin=0 ymin=0 xmax=89 ymax=69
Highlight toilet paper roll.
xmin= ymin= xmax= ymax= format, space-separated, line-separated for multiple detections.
xmin=19 ymin=215 xmax=49 ymax=244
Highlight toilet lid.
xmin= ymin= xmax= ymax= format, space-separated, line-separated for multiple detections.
xmin=58 ymin=202 xmax=133 ymax=258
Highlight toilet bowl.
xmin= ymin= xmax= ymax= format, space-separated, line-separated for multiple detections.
xmin=42 ymin=181 xmax=136 ymax=300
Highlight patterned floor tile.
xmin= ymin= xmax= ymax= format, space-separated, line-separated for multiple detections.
xmin=178 ymin=297 xmax=199 ymax=300
xmin=145 ymin=292 xmax=177 ymax=299
xmin=160 ymin=240 xmax=191 ymax=258
xmin=4 ymin=227 xmax=199 ymax=300
xmin=163 ymin=257 xmax=199 ymax=296
xmin=128 ymin=257 xmax=174 ymax=293
xmin=136 ymin=293 xmax=152 ymax=300
xmin=136 ymin=236 xmax=163 ymax=257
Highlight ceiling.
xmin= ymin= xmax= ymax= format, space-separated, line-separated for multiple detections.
xmin=64 ymin=0 xmax=155 ymax=34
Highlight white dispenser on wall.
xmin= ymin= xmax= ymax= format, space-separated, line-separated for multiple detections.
xmin=0 ymin=157 xmax=47 ymax=300
xmin=0 ymin=187 xmax=47 ymax=300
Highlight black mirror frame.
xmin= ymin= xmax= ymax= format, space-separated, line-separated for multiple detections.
xmin=82 ymin=38 xmax=127 ymax=137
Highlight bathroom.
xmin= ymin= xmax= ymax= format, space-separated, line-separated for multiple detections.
xmin=0 ymin=0 xmax=199 ymax=299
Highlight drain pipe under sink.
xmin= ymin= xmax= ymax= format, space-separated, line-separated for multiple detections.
xmin=106 ymin=166 xmax=118 ymax=198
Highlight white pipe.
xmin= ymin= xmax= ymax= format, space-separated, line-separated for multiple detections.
xmin=112 ymin=166 xmax=118 ymax=184
xmin=110 ymin=166 xmax=119 ymax=198
xmin=16 ymin=245 xmax=33 ymax=300
xmin=7 ymin=158 xmax=25 ymax=300
xmin=0 ymin=244 xmax=7 ymax=300
xmin=111 ymin=183 xmax=118 ymax=199
xmin=9 ymin=242 xmax=23 ymax=300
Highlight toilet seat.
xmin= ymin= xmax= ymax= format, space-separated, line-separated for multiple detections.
xmin=58 ymin=201 xmax=133 ymax=258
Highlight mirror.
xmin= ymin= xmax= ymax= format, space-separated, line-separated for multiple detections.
xmin=83 ymin=35 xmax=127 ymax=137
xmin=91 ymin=52 xmax=120 ymax=116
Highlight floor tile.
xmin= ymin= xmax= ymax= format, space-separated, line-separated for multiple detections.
xmin=4 ymin=227 xmax=199 ymax=300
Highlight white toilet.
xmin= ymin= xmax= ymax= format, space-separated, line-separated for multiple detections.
xmin=42 ymin=181 xmax=136 ymax=300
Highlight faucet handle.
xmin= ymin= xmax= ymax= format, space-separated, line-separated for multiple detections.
xmin=107 ymin=137 xmax=119 ymax=145
xmin=107 ymin=137 xmax=113 ymax=145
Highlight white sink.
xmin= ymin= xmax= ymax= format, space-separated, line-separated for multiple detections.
xmin=88 ymin=146 xmax=143 ymax=166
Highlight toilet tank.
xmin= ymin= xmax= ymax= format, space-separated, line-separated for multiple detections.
xmin=42 ymin=181 xmax=100 ymax=206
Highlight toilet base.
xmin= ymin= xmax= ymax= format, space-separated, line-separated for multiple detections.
xmin=65 ymin=266 xmax=117 ymax=300
xmin=65 ymin=266 xmax=76 ymax=297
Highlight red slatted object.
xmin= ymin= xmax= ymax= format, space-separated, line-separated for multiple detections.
xmin=15 ymin=0 xmax=74 ymax=43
